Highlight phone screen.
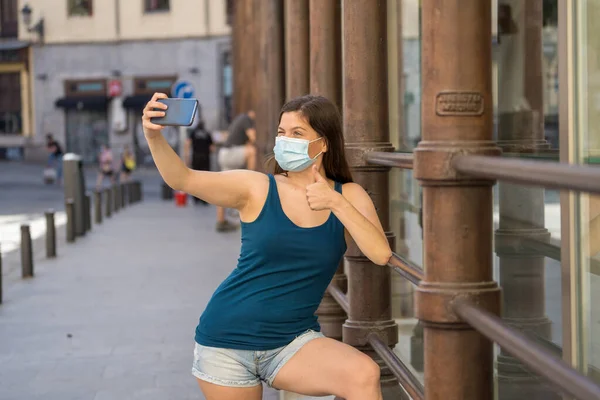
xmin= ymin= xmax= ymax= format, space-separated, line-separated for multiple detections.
xmin=150 ymin=98 xmax=198 ymax=127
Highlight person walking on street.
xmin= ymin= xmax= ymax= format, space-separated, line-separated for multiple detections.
xmin=45 ymin=133 xmax=64 ymax=185
xmin=120 ymin=145 xmax=136 ymax=183
xmin=96 ymin=144 xmax=115 ymax=189
xmin=184 ymin=119 xmax=214 ymax=205
xmin=215 ymin=110 xmax=257 ymax=232
xmin=142 ymin=93 xmax=391 ymax=400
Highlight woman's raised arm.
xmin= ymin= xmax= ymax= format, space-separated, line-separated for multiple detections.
xmin=142 ymin=92 xmax=260 ymax=210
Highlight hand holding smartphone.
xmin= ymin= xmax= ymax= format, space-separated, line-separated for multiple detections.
xmin=149 ymin=98 xmax=199 ymax=127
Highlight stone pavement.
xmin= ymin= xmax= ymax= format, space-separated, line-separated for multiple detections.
xmin=0 ymin=198 xmax=282 ymax=399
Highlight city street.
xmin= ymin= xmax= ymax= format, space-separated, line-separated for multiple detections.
xmin=0 ymin=161 xmax=285 ymax=400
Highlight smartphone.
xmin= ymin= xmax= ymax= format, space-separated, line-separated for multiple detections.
xmin=150 ymin=98 xmax=198 ymax=127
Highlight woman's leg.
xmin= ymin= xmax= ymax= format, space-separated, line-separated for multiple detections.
xmin=272 ymin=337 xmax=382 ymax=400
xmin=196 ymin=379 xmax=262 ymax=400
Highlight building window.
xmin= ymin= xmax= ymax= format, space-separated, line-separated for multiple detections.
xmin=145 ymin=0 xmax=169 ymax=13
xmin=133 ymin=76 xmax=177 ymax=95
xmin=226 ymin=0 xmax=233 ymax=25
xmin=0 ymin=0 xmax=18 ymax=38
xmin=68 ymin=0 xmax=93 ymax=16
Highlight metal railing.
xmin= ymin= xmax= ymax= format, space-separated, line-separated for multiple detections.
xmin=368 ymin=333 xmax=424 ymax=400
xmin=388 ymin=253 xmax=424 ymax=285
xmin=322 ymin=151 xmax=600 ymax=399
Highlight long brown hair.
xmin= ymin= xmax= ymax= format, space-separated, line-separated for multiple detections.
xmin=268 ymin=95 xmax=353 ymax=184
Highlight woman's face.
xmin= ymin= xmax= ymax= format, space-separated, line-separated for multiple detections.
xmin=277 ymin=112 xmax=326 ymax=159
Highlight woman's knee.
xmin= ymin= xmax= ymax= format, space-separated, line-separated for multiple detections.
xmin=346 ymin=355 xmax=380 ymax=392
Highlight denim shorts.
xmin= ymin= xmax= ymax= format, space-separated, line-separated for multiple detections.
xmin=191 ymin=329 xmax=324 ymax=387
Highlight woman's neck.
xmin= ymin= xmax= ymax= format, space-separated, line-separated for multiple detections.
xmin=285 ymin=166 xmax=327 ymax=186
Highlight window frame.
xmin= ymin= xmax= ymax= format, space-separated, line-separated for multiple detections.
xmin=133 ymin=76 xmax=177 ymax=96
xmin=67 ymin=0 xmax=93 ymax=17
xmin=144 ymin=0 xmax=170 ymax=14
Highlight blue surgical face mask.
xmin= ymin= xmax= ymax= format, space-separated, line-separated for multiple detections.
xmin=273 ymin=136 xmax=323 ymax=172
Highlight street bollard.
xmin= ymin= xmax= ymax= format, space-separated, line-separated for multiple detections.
xmin=138 ymin=181 xmax=143 ymax=202
xmin=84 ymin=193 xmax=91 ymax=232
xmin=120 ymin=183 xmax=127 ymax=209
xmin=162 ymin=181 xmax=173 ymax=200
xmin=113 ymin=185 xmax=120 ymax=213
xmin=45 ymin=210 xmax=57 ymax=258
xmin=0 ymin=243 xmax=3 ymax=304
xmin=94 ymin=190 xmax=103 ymax=224
xmin=66 ymin=199 xmax=75 ymax=243
xmin=131 ymin=182 xmax=137 ymax=203
xmin=21 ymin=224 xmax=33 ymax=278
xmin=127 ymin=182 xmax=132 ymax=205
xmin=105 ymin=188 xmax=112 ymax=218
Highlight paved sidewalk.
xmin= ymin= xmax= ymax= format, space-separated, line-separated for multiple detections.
xmin=0 ymin=199 xmax=280 ymax=399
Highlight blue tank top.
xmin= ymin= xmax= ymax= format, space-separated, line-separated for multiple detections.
xmin=195 ymin=174 xmax=347 ymax=350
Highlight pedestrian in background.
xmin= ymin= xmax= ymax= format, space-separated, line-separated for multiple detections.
xmin=96 ymin=144 xmax=115 ymax=189
xmin=142 ymin=93 xmax=391 ymax=400
xmin=120 ymin=145 xmax=136 ymax=183
xmin=214 ymin=110 xmax=257 ymax=232
xmin=184 ymin=119 xmax=214 ymax=205
xmin=45 ymin=133 xmax=63 ymax=185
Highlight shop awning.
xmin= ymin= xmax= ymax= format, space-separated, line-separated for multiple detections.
xmin=122 ymin=94 xmax=152 ymax=110
xmin=54 ymin=96 xmax=109 ymax=111
xmin=0 ymin=39 xmax=29 ymax=51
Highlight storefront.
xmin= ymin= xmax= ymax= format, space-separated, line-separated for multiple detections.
xmin=123 ymin=75 xmax=179 ymax=166
xmin=55 ymin=79 xmax=110 ymax=164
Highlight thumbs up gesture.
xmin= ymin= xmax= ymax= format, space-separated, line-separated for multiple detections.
xmin=306 ymin=165 xmax=338 ymax=211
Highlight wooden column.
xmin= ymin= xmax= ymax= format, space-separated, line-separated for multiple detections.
xmin=415 ymin=1 xmax=501 ymax=399
xmin=309 ymin=0 xmax=341 ymax=105
xmin=524 ymin=0 xmax=545 ymax=140
xmin=310 ymin=0 xmax=345 ymax=342
xmin=231 ymin=0 xmax=246 ymax=115
xmin=496 ymin=1 xmax=558 ymax=398
xmin=284 ymin=0 xmax=309 ymax=99
xmin=255 ymin=0 xmax=285 ymax=171
xmin=232 ymin=0 xmax=258 ymax=115
xmin=342 ymin=1 xmax=401 ymax=397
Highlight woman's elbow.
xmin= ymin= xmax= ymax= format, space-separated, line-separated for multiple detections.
xmin=371 ymin=249 xmax=393 ymax=266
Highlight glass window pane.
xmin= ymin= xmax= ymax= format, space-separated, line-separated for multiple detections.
xmin=572 ymin=0 xmax=600 ymax=383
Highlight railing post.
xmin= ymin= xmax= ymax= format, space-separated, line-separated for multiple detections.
xmin=66 ymin=198 xmax=76 ymax=243
xmin=94 ymin=190 xmax=103 ymax=224
xmin=45 ymin=210 xmax=57 ymax=258
xmin=21 ymin=224 xmax=33 ymax=278
xmin=415 ymin=1 xmax=501 ymax=399
xmin=105 ymin=188 xmax=112 ymax=218
xmin=342 ymin=1 xmax=401 ymax=397
xmin=310 ymin=0 xmax=346 ymax=342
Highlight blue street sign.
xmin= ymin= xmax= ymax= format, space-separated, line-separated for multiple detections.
xmin=172 ymin=80 xmax=195 ymax=99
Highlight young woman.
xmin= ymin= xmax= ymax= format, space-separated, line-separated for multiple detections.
xmin=120 ymin=145 xmax=136 ymax=183
xmin=96 ymin=144 xmax=115 ymax=190
xmin=142 ymin=93 xmax=392 ymax=400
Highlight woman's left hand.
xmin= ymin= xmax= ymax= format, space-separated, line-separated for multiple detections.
xmin=306 ymin=165 xmax=340 ymax=211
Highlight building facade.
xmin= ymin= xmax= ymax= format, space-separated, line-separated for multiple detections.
xmin=0 ymin=0 xmax=31 ymax=160
xmin=6 ymin=0 xmax=231 ymax=163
